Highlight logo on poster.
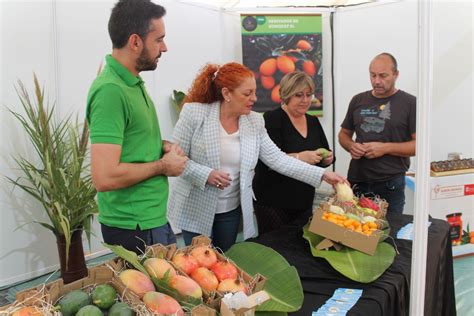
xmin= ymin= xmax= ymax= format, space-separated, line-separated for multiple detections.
xmin=431 ymin=184 xmax=465 ymax=200
xmin=464 ymin=184 xmax=474 ymax=196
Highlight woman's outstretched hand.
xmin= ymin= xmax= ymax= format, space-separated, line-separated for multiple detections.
xmin=322 ymin=171 xmax=349 ymax=187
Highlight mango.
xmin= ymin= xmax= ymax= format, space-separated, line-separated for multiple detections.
xmin=119 ymin=269 xmax=155 ymax=298
xmin=169 ymin=275 xmax=202 ymax=299
xmin=144 ymin=257 xmax=176 ymax=280
xmin=12 ymin=306 xmax=42 ymax=316
xmin=143 ymin=291 xmax=184 ymax=316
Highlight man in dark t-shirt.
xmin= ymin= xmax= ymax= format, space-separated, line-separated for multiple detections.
xmin=339 ymin=53 xmax=416 ymax=213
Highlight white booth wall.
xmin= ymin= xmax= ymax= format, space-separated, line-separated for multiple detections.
xmin=1 ymin=0 xmax=472 ymax=287
xmin=0 ymin=0 xmax=237 ymax=287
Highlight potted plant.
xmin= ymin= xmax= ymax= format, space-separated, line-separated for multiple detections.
xmin=7 ymin=75 xmax=98 ymax=283
xmin=171 ymin=89 xmax=186 ymax=114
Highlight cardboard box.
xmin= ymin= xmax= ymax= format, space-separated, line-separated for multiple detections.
xmin=220 ymin=290 xmax=270 ymax=316
xmin=5 ymin=261 xmax=215 ymax=316
xmin=106 ymin=257 xmax=217 ymax=315
xmin=309 ymin=205 xmax=385 ymax=256
xmin=141 ymin=238 xmax=266 ymax=312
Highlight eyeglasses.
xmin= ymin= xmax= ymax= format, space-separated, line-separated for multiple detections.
xmin=293 ymin=92 xmax=313 ymax=99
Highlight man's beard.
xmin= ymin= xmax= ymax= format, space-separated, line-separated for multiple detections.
xmin=136 ymin=48 xmax=159 ymax=72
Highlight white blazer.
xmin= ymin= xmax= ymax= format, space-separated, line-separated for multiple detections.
xmin=167 ymin=102 xmax=325 ymax=240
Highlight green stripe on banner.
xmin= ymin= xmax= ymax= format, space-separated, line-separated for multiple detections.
xmin=241 ymin=15 xmax=322 ymax=35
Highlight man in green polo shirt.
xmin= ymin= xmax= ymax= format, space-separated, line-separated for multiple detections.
xmin=86 ymin=0 xmax=188 ymax=254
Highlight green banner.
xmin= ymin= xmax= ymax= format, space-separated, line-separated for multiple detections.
xmin=241 ymin=15 xmax=322 ymax=35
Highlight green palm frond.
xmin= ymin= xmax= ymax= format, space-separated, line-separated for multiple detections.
xmin=7 ymin=74 xmax=98 ymax=266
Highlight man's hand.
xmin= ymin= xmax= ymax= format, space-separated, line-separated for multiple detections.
xmin=349 ymin=142 xmax=366 ymax=159
xmin=363 ymin=142 xmax=387 ymax=159
xmin=160 ymin=150 xmax=188 ymax=176
xmin=163 ymin=140 xmax=185 ymax=156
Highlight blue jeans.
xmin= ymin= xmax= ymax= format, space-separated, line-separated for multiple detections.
xmin=352 ymin=174 xmax=406 ymax=214
xmin=101 ymin=222 xmax=176 ymax=255
xmin=182 ymin=206 xmax=242 ymax=252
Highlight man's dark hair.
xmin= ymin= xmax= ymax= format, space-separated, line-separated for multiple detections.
xmin=377 ymin=52 xmax=398 ymax=72
xmin=108 ymin=0 xmax=166 ymax=49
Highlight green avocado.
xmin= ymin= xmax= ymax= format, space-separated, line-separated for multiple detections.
xmin=57 ymin=289 xmax=91 ymax=316
xmin=91 ymin=284 xmax=117 ymax=309
xmin=108 ymin=302 xmax=135 ymax=316
xmin=316 ymin=148 xmax=331 ymax=159
xmin=76 ymin=304 xmax=103 ymax=316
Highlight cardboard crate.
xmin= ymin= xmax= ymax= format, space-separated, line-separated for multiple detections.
xmin=179 ymin=236 xmax=266 ymax=294
xmin=165 ymin=236 xmax=266 ymax=311
xmin=309 ymin=206 xmax=386 ymax=256
xmin=5 ymin=261 xmax=215 ymax=316
xmin=145 ymin=242 xmax=177 ymax=260
xmin=106 ymin=256 xmax=216 ymax=315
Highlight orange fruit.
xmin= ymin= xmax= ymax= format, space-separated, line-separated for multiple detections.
xmin=302 ymin=60 xmax=316 ymax=76
xmin=259 ymin=58 xmax=277 ymax=76
xmin=276 ymin=56 xmax=295 ymax=74
xmin=12 ymin=307 xmax=42 ymax=316
xmin=260 ymin=76 xmax=275 ymax=90
xmin=271 ymin=84 xmax=281 ymax=103
xmin=296 ymin=39 xmax=312 ymax=50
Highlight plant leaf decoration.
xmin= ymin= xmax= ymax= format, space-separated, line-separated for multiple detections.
xmin=103 ymin=243 xmax=148 ymax=275
xmin=171 ymin=90 xmax=186 ymax=114
xmin=7 ymin=74 xmax=98 ymax=267
xmin=302 ymin=223 xmax=396 ymax=283
xmin=225 ymin=242 xmax=303 ymax=313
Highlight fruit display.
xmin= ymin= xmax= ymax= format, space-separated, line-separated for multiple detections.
xmin=103 ymin=238 xmax=266 ymax=315
xmin=308 ymin=183 xmax=390 ymax=255
xmin=54 ymin=285 xmax=136 ymax=316
xmin=169 ymin=240 xmax=263 ymax=298
xmin=333 ymin=183 xmax=388 ymax=220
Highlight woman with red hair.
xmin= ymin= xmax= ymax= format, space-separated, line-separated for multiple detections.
xmin=167 ymin=62 xmax=346 ymax=251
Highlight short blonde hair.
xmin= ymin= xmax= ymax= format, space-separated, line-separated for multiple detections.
xmin=279 ymin=71 xmax=315 ymax=105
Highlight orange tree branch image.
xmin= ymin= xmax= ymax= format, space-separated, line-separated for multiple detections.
xmin=241 ymin=14 xmax=323 ymax=115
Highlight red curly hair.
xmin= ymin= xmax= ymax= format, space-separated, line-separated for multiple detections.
xmin=184 ymin=62 xmax=254 ymax=104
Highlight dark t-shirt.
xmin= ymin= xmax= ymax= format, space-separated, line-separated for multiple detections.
xmin=341 ymin=90 xmax=416 ymax=182
xmin=253 ymin=107 xmax=332 ymax=210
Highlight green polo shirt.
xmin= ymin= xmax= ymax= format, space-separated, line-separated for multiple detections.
xmin=86 ymin=55 xmax=168 ymax=230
